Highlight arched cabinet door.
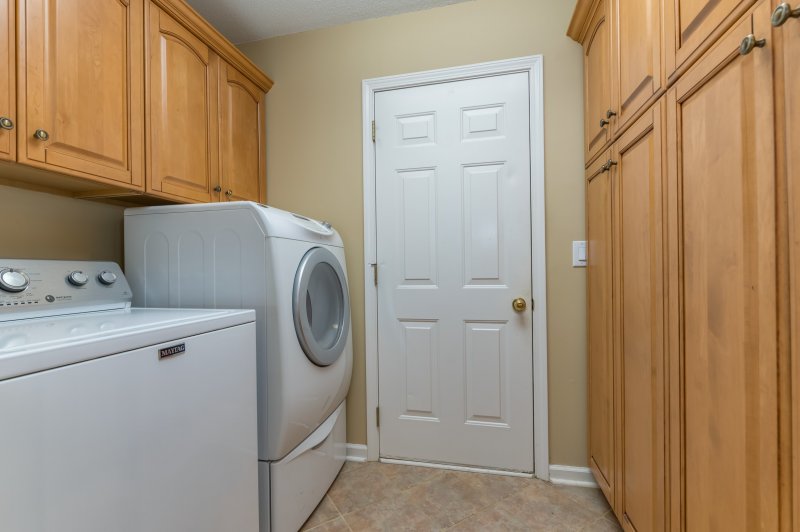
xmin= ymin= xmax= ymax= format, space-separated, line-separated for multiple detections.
xmin=19 ymin=0 xmax=144 ymax=186
xmin=219 ymin=63 xmax=266 ymax=203
xmin=146 ymin=1 xmax=219 ymax=203
xmin=583 ymin=0 xmax=614 ymax=163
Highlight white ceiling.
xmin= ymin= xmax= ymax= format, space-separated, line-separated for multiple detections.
xmin=185 ymin=0 xmax=473 ymax=44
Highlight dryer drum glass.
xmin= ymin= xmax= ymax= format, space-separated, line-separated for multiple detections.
xmin=293 ymin=247 xmax=350 ymax=366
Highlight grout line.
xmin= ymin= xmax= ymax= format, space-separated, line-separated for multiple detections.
xmin=303 ymin=496 xmax=343 ymax=532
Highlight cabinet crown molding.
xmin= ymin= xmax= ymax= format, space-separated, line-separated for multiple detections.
xmin=567 ymin=0 xmax=601 ymax=42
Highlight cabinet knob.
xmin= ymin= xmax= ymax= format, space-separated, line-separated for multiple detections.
xmin=0 ymin=117 xmax=13 ymax=130
xmin=606 ymin=109 xmax=617 ymax=119
xmin=601 ymin=159 xmax=618 ymax=173
xmin=772 ymin=3 xmax=800 ymax=26
xmin=225 ymin=190 xmax=233 ymax=197
xmin=600 ymin=118 xmax=610 ymax=128
xmin=33 ymin=129 xmax=49 ymax=141
xmin=214 ymin=185 xmax=222 ymax=193
xmin=739 ymin=34 xmax=767 ymax=56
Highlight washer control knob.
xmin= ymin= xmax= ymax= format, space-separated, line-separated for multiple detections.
xmin=97 ymin=271 xmax=118 ymax=286
xmin=0 ymin=269 xmax=30 ymax=293
xmin=67 ymin=271 xmax=89 ymax=286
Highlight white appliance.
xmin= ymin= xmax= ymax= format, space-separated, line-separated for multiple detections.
xmin=0 ymin=259 xmax=259 ymax=532
xmin=124 ymin=202 xmax=353 ymax=532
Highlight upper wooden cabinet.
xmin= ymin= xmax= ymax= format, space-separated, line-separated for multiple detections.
xmin=147 ymin=3 xmax=219 ymax=203
xmin=572 ymin=0 xmax=614 ymax=163
xmin=219 ymin=62 xmax=266 ymax=203
xmin=0 ymin=0 xmax=15 ymax=162
xmin=17 ymin=0 xmax=145 ymax=187
xmin=612 ymin=0 xmax=665 ymax=131
xmin=664 ymin=0 xmax=755 ymax=77
xmin=0 ymin=0 xmax=272 ymax=204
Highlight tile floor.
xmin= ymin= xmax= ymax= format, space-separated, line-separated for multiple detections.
xmin=301 ymin=461 xmax=622 ymax=531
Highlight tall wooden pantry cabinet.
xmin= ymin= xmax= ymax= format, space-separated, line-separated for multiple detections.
xmin=569 ymin=0 xmax=795 ymax=529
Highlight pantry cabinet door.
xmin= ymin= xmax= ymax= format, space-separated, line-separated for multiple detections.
xmin=147 ymin=2 xmax=219 ymax=203
xmin=219 ymin=62 xmax=265 ymax=203
xmin=776 ymin=0 xmax=800 ymax=526
xmin=612 ymin=0 xmax=665 ymax=130
xmin=665 ymin=0 xmax=755 ymax=76
xmin=0 ymin=0 xmax=14 ymax=162
xmin=587 ymin=151 xmax=616 ymax=506
xmin=583 ymin=0 xmax=614 ymax=164
xmin=666 ymin=2 xmax=779 ymax=529
xmin=614 ymin=100 xmax=666 ymax=532
xmin=19 ymin=0 xmax=144 ymax=186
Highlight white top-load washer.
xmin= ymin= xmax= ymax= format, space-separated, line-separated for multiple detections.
xmin=0 ymin=259 xmax=259 ymax=532
xmin=124 ymin=202 xmax=353 ymax=532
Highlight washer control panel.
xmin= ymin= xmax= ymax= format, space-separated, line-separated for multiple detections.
xmin=0 ymin=260 xmax=132 ymax=321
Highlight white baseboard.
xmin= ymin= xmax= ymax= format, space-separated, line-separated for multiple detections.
xmin=345 ymin=443 xmax=368 ymax=462
xmin=548 ymin=465 xmax=598 ymax=488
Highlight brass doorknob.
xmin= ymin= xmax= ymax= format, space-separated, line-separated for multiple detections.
xmin=512 ymin=298 xmax=527 ymax=312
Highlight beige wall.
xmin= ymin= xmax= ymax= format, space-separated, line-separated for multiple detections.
xmin=0 ymin=185 xmax=124 ymax=263
xmin=241 ymin=0 xmax=587 ymax=467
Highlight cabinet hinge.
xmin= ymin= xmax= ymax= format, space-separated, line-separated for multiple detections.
xmin=371 ymin=120 xmax=376 ymax=143
xmin=376 ymin=406 xmax=380 ymax=428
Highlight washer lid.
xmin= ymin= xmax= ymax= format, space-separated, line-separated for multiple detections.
xmin=293 ymin=247 xmax=350 ymax=367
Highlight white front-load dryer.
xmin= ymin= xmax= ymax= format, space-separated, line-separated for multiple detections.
xmin=124 ymin=202 xmax=353 ymax=532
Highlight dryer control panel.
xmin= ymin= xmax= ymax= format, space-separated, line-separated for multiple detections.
xmin=0 ymin=260 xmax=132 ymax=321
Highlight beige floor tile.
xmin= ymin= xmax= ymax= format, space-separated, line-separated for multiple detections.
xmin=554 ymin=486 xmax=612 ymax=518
xmin=305 ymin=516 xmax=352 ymax=532
xmin=301 ymin=495 xmax=342 ymax=531
xmin=580 ymin=512 xmax=622 ymax=531
xmin=327 ymin=462 xmax=408 ymax=514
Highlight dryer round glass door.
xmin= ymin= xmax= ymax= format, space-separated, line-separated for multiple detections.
xmin=293 ymin=247 xmax=350 ymax=366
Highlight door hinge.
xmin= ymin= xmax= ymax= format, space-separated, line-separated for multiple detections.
xmin=371 ymin=120 xmax=376 ymax=143
xmin=531 ymin=299 xmax=535 ymax=311
xmin=371 ymin=263 xmax=378 ymax=286
xmin=376 ymin=406 xmax=380 ymax=428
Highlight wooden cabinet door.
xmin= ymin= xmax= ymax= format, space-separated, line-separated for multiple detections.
xmin=665 ymin=0 xmax=755 ymax=76
xmin=219 ymin=62 xmax=265 ymax=203
xmin=19 ymin=0 xmax=144 ymax=186
xmin=0 ymin=0 xmax=14 ymax=162
xmin=776 ymin=0 xmax=800 ymax=526
xmin=587 ymin=151 xmax=616 ymax=506
xmin=583 ymin=0 xmax=614 ymax=163
xmin=147 ymin=2 xmax=219 ymax=203
xmin=666 ymin=2 xmax=779 ymax=529
xmin=614 ymin=100 xmax=666 ymax=532
xmin=612 ymin=0 xmax=665 ymax=131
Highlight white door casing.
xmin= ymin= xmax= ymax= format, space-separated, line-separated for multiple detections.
xmin=374 ymin=71 xmax=534 ymax=472
xmin=363 ymin=56 xmax=549 ymax=479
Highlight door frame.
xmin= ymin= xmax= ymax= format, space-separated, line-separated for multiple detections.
xmin=361 ymin=56 xmax=549 ymax=480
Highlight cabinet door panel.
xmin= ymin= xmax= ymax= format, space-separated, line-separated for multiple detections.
xmin=614 ymin=0 xmax=664 ymax=130
xmin=667 ymin=3 xmax=778 ymax=528
xmin=665 ymin=0 xmax=755 ymax=75
xmin=20 ymin=0 xmax=143 ymax=185
xmin=147 ymin=3 xmax=218 ymax=202
xmin=615 ymin=101 xmax=665 ymax=532
xmin=0 ymin=0 xmax=14 ymax=162
xmin=584 ymin=0 xmax=614 ymax=163
xmin=780 ymin=1 xmax=800 ymax=526
xmin=587 ymin=152 xmax=615 ymax=505
xmin=219 ymin=63 xmax=265 ymax=203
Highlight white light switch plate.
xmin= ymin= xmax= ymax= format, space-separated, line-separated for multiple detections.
xmin=573 ymin=241 xmax=587 ymax=268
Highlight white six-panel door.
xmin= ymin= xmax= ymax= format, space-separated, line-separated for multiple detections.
xmin=375 ymin=72 xmax=534 ymax=472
